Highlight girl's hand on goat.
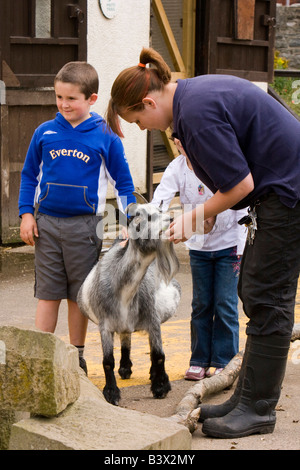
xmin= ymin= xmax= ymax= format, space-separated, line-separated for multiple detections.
xmin=120 ymin=238 xmax=128 ymax=247
xmin=119 ymin=225 xmax=129 ymax=247
xmin=20 ymin=213 xmax=39 ymax=246
xmin=204 ymin=216 xmax=216 ymax=233
xmin=121 ymin=226 xmax=129 ymax=239
xmin=165 ymin=206 xmax=204 ymax=244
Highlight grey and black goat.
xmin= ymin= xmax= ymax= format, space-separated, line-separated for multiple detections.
xmin=77 ymin=197 xmax=181 ymax=406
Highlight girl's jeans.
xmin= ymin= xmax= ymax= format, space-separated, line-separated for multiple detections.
xmin=189 ymin=247 xmax=241 ymax=369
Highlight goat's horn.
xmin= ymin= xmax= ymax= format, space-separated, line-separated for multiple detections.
xmin=133 ymin=191 xmax=148 ymax=204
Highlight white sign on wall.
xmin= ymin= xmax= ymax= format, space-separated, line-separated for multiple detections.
xmin=99 ymin=0 xmax=118 ymax=19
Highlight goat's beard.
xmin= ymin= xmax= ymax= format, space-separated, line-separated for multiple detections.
xmin=155 ymin=241 xmax=179 ymax=284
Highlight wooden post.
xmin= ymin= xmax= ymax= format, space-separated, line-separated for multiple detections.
xmin=151 ymin=0 xmax=188 ymax=189
xmin=152 ymin=0 xmax=186 ymax=73
xmin=235 ymin=0 xmax=256 ymax=40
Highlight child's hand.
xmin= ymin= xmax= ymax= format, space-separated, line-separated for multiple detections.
xmin=20 ymin=213 xmax=39 ymax=246
xmin=121 ymin=226 xmax=129 ymax=240
xmin=204 ymin=216 xmax=216 ymax=233
xmin=165 ymin=210 xmax=202 ymax=244
xmin=119 ymin=225 xmax=129 ymax=247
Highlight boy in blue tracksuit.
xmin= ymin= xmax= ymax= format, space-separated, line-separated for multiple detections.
xmin=18 ymin=61 xmax=136 ymax=373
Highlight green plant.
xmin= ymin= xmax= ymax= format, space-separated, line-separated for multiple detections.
xmin=271 ymin=51 xmax=300 ymax=117
xmin=274 ymin=50 xmax=289 ymax=70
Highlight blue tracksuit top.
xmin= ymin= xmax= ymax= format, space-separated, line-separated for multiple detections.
xmin=19 ymin=112 xmax=136 ymax=217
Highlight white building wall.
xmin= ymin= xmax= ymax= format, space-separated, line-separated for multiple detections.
xmin=87 ymin=0 xmax=151 ymax=198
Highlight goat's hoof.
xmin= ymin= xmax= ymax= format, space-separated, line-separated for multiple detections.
xmin=118 ymin=367 xmax=132 ymax=380
xmin=103 ymin=385 xmax=121 ymax=406
xmin=151 ymin=379 xmax=171 ymax=399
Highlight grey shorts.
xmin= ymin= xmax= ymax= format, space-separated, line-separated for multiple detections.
xmin=34 ymin=212 xmax=102 ymax=302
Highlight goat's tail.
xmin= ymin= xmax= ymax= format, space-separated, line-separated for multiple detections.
xmin=155 ymin=241 xmax=180 ymax=284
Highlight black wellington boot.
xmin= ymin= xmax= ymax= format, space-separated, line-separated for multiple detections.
xmin=198 ymin=338 xmax=251 ymax=423
xmin=202 ymin=334 xmax=290 ymax=438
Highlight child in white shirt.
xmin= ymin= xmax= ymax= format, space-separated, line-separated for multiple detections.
xmin=152 ymin=140 xmax=247 ymax=380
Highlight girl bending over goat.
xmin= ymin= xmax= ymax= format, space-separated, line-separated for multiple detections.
xmin=77 ymin=201 xmax=181 ymax=405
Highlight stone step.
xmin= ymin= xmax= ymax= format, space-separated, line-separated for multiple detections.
xmin=9 ymin=372 xmax=191 ymax=450
xmin=0 ymin=326 xmax=191 ymax=450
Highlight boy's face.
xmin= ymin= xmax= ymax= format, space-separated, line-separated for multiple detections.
xmin=55 ymin=81 xmax=97 ymax=127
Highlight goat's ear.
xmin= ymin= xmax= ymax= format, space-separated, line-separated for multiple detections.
xmin=133 ymin=191 xmax=148 ymax=204
xmin=125 ymin=202 xmax=138 ymax=218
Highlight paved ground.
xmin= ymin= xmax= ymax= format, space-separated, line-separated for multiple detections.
xmin=0 ymin=242 xmax=299 ymax=451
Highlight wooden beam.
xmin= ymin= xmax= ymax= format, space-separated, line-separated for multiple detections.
xmin=183 ymin=0 xmax=196 ymax=77
xmin=2 ymin=61 xmax=20 ymax=88
xmin=171 ymin=71 xmax=187 ymax=81
xmin=161 ymin=127 xmax=178 ymax=158
xmin=234 ymin=0 xmax=255 ymax=41
xmin=150 ymin=0 xmax=191 ymax=191
xmin=152 ymin=0 xmax=186 ymax=73
xmin=6 ymin=89 xmax=56 ymax=106
xmin=0 ymin=104 xmax=10 ymax=242
xmin=153 ymin=172 xmax=164 ymax=185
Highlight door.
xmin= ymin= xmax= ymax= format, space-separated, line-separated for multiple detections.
xmin=195 ymin=0 xmax=276 ymax=82
xmin=0 ymin=0 xmax=87 ymax=243
xmin=0 ymin=0 xmax=87 ymax=87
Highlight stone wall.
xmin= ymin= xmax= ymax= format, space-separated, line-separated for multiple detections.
xmin=276 ymin=5 xmax=300 ymax=69
xmin=277 ymin=1 xmax=299 ymax=5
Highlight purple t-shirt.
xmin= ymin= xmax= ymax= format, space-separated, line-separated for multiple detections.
xmin=172 ymin=76 xmax=300 ymax=209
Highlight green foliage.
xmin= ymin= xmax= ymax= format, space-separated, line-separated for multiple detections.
xmin=271 ymin=51 xmax=300 ymax=117
xmin=274 ymin=50 xmax=289 ymax=70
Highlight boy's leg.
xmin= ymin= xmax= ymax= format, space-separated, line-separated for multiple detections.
xmin=67 ymin=299 xmax=88 ymax=346
xmin=35 ymin=299 xmax=61 ymax=333
xmin=68 ymin=299 xmax=89 ymax=374
xmin=61 ymin=215 xmax=102 ymax=374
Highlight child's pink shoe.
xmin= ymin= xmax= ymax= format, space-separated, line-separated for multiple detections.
xmin=184 ymin=366 xmax=208 ymax=381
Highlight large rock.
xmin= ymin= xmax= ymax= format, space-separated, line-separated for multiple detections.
xmin=9 ymin=373 xmax=192 ymax=450
xmin=0 ymin=326 xmax=80 ymax=416
xmin=0 ymin=410 xmax=30 ymax=450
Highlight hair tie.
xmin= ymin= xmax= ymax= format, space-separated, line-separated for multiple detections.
xmin=138 ymin=62 xmax=146 ymax=68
